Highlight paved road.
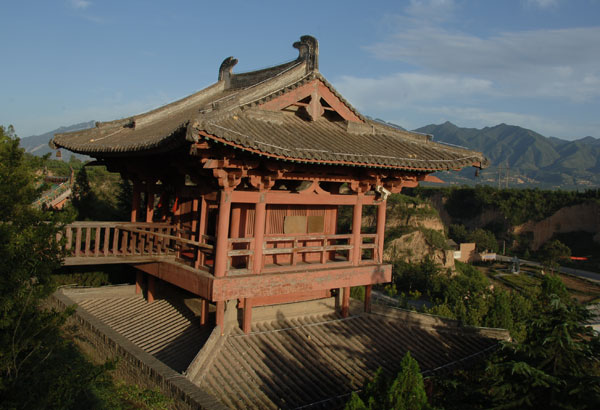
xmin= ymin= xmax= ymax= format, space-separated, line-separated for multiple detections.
xmin=496 ymin=255 xmax=600 ymax=284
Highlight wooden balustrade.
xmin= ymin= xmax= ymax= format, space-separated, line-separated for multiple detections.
xmin=62 ymin=222 xmax=379 ymax=275
xmin=61 ymin=222 xmax=214 ymax=266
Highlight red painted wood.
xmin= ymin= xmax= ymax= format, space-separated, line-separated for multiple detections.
xmin=253 ymin=200 xmax=266 ymax=274
xmin=364 ymin=284 xmax=372 ymax=313
xmin=200 ymin=298 xmax=208 ymax=326
xmin=352 ymin=199 xmax=363 ymax=265
xmin=214 ymin=190 xmax=232 ymax=277
xmin=243 ymin=298 xmax=252 ymax=334
xmin=259 ymin=79 xmax=362 ymax=123
xmin=376 ymin=200 xmax=387 ymax=263
xmin=212 ymin=263 xmax=391 ymax=301
xmin=196 ymin=196 xmax=207 ymax=269
xmin=216 ymin=301 xmax=225 ymax=334
xmin=135 ymin=271 xmax=143 ymax=294
xmin=147 ymin=275 xmax=155 ymax=303
xmin=250 ymin=289 xmax=331 ymax=307
xmin=341 ymin=286 xmax=350 ymax=317
xmin=146 ymin=189 xmax=155 ymax=222
xmin=230 ymin=190 xmax=378 ymax=206
xmin=131 ymin=181 xmax=141 ymax=222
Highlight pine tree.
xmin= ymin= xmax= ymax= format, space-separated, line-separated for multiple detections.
xmin=345 ymin=352 xmax=432 ymax=410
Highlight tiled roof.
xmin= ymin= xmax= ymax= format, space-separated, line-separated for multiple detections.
xmin=62 ymin=287 xmax=508 ymax=410
xmin=51 ymin=36 xmax=488 ymax=171
xmin=194 ymin=310 xmax=503 ymax=409
xmin=196 ymin=108 xmax=484 ymax=171
xmin=69 ymin=287 xmax=212 ymax=373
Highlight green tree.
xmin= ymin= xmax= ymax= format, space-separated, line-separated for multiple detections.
xmin=0 ymin=126 xmax=37 ymax=220
xmin=0 ymin=126 xmax=104 ymax=409
xmin=345 ymin=352 xmax=432 ymax=410
xmin=485 ymin=295 xmax=600 ymax=409
xmin=71 ymin=166 xmax=96 ymax=220
xmin=469 ymin=228 xmax=498 ymax=253
xmin=433 ymin=275 xmax=600 ymax=410
xmin=539 ymin=239 xmax=571 ymax=274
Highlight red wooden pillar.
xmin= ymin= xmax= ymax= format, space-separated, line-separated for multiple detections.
xmin=214 ymin=190 xmax=232 ymax=277
xmin=199 ymin=298 xmax=209 ymax=326
xmin=352 ymin=195 xmax=363 ymax=265
xmin=229 ymin=205 xmax=241 ymax=238
xmin=364 ymin=284 xmax=372 ymax=313
xmin=147 ymin=275 xmax=155 ymax=303
xmin=341 ymin=286 xmax=350 ymax=317
xmin=131 ymin=180 xmax=141 ymax=222
xmin=146 ymin=185 xmax=155 ymax=222
xmin=216 ymin=300 xmax=225 ymax=334
xmin=376 ymin=199 xmax=387 ymax=263
xmin=135 ymin=270 xmax=143 ymax=294
xmin=195 ymin=196 xmax=207 ymax=269
xmin=253 ymin=198 xmax=266 ymax=274
xmin=242 ymin=298 xmax=252 ymax=334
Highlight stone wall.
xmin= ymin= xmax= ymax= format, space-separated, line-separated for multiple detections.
xmin=50 ymin=291 xmax=227 ymax=410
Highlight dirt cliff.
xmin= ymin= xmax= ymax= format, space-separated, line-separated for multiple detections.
xmin=514 ymin=202 xmax=600 ymax=250
xmin=384 ymin=230 xmax=455 ymax=269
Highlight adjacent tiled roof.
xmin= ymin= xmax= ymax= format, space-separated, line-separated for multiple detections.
xmin=194 ymin=310 xmax=504 ymax=409
xmin=62 ymin=286 xmax=508 ymax=410
xmin=70 ymin=287 xmax=212 ymax=372
xmin=51 ymin=36 xmax=488 ymax=171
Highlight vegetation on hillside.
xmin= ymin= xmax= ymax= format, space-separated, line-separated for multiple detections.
xmin=430 ymin=275 xmax=600 ymax=409
xmin=414 ymin=185 xmax=600 ymax=226
xmin=0 ymin=125 xmax=168 ymax=409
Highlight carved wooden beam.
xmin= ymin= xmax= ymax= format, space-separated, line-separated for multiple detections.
xmin=213 ymin=168 xmax=244 ymax=191
xmin=349 ymin=180 xmax=372 ymax=194
xmin=248 ymin=173 xmax=278 ymax=191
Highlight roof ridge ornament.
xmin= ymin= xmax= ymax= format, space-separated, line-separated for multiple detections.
xmin=218 ymin=56 xmax=238 ymax=87
xmin=293 ymin=35 xmax=319 ymax=71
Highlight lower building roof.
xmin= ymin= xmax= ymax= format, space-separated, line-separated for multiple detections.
xmin=60 ymin=286 xmax=508 ymax=410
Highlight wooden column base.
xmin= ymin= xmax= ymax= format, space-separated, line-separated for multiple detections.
xmin=364 ymin=284 xmax=372 ymax=313
xmin=341 ymin=286 xmax=350 ymax=318
xmin=243 ymin=298 xmax=253 ymax=334
xmin=147 ymin=275 xmax=155 ymax=303
xmin=216 ymin=301 xmax=225 ymax=335
xmin=200 ymin=298 xmax=209 ymax=326
xmin=135 ymin=271 xmax=143 ymax=294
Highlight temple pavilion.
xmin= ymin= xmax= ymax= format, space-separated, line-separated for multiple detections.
xmin=52 ymin=35 xmax=487 ymax=335
xmin=50 ymin=36 xmax=502 ymax=409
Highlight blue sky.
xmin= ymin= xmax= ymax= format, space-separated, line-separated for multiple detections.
xmin=1 ymin=0 xmax=599 ymax=140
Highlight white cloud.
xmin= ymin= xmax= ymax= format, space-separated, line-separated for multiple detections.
xmin=336 ymin=73 xmax=492 ymax=111
xmin=365 ymin=25 xmax=600 ymax=102
xmin=69 ymin=0 xmax=91 ymax=9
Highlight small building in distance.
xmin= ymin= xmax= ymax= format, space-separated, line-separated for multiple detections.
xmin=51 ymin=36 xmax=502 ymax=409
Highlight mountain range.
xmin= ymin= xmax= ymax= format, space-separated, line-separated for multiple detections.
xmin=18 ymin=120 xmax=600 ymax=189
xmin=20 ymin=120 xmax=95 ymax=161
xmin=414 ymin=122 xmax=600 ymax=189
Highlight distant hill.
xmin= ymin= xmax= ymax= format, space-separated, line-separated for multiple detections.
xmin=19 ymin=121 xmax=95 ymax=161
xmin=415 ymin=122 xmax=600 ymax=189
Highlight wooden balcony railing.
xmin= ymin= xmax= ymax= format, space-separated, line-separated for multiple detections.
xmin=61 ymin=222 xmax=214 ymax=266
xmin=61 ymin=222 xmax=380 ymax=275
